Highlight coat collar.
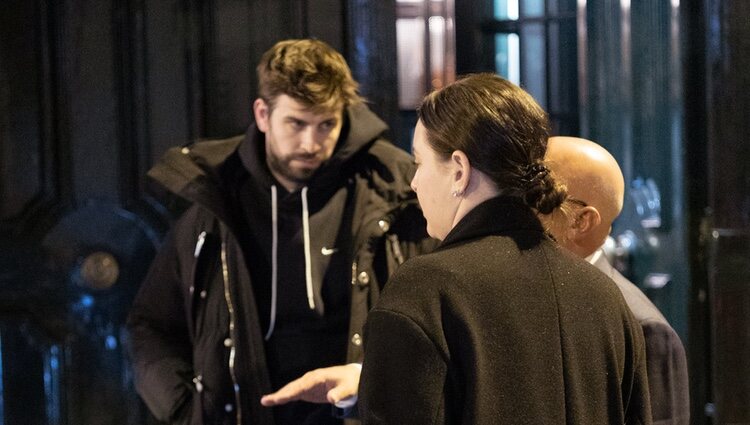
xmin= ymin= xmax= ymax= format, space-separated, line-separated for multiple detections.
xmin=437 ymin=196 xmax=547 ymax=251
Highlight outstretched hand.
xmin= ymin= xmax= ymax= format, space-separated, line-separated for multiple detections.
xmin=260 ymin=363 xmax=361 ymax=407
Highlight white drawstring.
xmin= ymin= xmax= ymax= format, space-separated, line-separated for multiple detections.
xmin=301 ymin=187 xmax=315 ymax=310
xmin=264 ymin=185 xmax=278 ymax=341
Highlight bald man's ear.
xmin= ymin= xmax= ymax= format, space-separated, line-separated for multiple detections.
xmin=569 ymin=206 xmax=602 ymax=241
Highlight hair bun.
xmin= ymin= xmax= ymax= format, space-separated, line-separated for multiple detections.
xmin=521 ymin=163 xmax=550 ymax=189
xmin=522 ymin=162 xmax=567 ymax=214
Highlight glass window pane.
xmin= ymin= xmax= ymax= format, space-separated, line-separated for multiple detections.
xmin=397 ymin=18 xmax=426 ymax=109
xmin=495 ymin=33 xmax=520 ymax=85
xmin=521 ymin=0 xmax=545 ymax=17
xmin=429 ymin=16 xmax=446 ymax=89
xmin=521 ymin=23 xmax=547 ymax=109
xmin=548 ymin=21 xmax=562 ymax=113
xmin=494 ymin=0 xmax=519 ymax=20
xmin=547 ymin=20 xmax=577 ymax=115
xmin=552 ymin=0 xmax=576 ymax=14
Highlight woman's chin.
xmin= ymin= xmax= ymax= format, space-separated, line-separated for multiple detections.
xmin=426 ymin=224 xmax=445 ymax=241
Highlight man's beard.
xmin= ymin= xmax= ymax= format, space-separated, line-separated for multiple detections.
xmin=266 ymin=150 xmax=323 ymax=186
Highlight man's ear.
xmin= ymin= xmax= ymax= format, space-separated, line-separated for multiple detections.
xmin=253 ymin=98 xmax=270 ymax=133
xmin=450 ymin=150 xmax=471 ymax=194
xmin=569 ymin=206 xmax=602 ymax=240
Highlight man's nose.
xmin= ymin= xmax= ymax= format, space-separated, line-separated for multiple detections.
xmin=299 ymin=128 xmax=320 ymax=153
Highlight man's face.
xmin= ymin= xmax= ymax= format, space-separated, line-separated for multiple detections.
xmin=253 ymin=94 xmax=344 ymax=191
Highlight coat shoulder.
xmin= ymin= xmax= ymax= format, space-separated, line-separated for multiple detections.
xmin=376 ymin=250 xmax=458 ymax=313
xmin=356 ymin=139 xmax=415 ymax=195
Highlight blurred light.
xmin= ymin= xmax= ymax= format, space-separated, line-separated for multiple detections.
xmin=495 ymin=0 xmax=519 ymax=20
xmin=80 ymin=294 xmax=94 ymax=308
xmin=105 ymin=335 xmax=118 ymax=350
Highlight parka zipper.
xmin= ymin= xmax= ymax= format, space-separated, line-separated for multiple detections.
xmin=221 ymin=240 xmax=242 ymax=424
xmin=387 ymin=234 xmax=405 ymax=265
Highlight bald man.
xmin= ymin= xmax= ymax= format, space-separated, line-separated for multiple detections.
xmin=543 ymin=136 xmax=690 ymax=425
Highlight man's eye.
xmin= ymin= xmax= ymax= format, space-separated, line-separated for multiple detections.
xmin=319 ymin=121 xmax=335 ymax=131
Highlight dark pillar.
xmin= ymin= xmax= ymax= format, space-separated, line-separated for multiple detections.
xmin=682 ymin=0 xmax=711 ymax=421
xmin=346 ymin=0 xmax=399 ymax=139
xmin=705 ymin=0 xmax=750 ymax=422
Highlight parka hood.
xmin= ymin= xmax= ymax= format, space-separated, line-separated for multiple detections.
xmin=147 ymin=102 xmax=389 ymax=212
xmin=238 ymin=102 xmax=389 ymax=199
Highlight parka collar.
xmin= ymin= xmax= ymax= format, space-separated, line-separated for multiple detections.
xmin=238 ymin=102 xmax=388 ymax=200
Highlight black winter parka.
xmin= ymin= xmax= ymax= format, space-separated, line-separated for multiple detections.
xmin=127 ymin=104 xmax=432 ymax=424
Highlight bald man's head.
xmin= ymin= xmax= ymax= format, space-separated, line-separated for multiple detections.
xmin=543 ymin=136 xmax=625 ymax=258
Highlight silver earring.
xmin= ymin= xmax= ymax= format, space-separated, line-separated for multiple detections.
xmin=452 ymin=190 xmax=463 ymax=197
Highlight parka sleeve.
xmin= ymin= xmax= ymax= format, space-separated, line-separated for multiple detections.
xmin=358 ymin=308 xmax=447 ymax=425
xmin=126 ymin=226 xmax=195 ymax=423
xmin=642 ymin=320 xmax=690 ymax=425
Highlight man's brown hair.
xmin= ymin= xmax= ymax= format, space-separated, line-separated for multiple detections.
xmin=256 ymin=39 xmax=364 ymax=112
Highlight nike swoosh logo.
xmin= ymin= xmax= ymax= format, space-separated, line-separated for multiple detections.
xmin=321 ymin=247 xmax=338 ymax=256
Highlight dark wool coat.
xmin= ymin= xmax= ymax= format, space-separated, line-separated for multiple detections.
xmin=359 ymin=196 xmax=652 ymax=425
xmin=126 ymin=104 xmax=434 ymax=425
xmin=591 ymin=250 xmax=690 ymax=425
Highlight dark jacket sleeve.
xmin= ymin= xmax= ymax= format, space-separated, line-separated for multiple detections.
xmin=359 ymin=309 xmax=447 ymax=425
xmin=642 ymin=320 xmax=690 ymax=425
xmin=126 ymin=226 xmax=195 ymax=423
xmin=624 ymin=316 xmax=654 ymax=425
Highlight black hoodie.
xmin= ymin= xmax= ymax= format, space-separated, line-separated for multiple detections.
xmin=232 ymin=104 xmax=388 ymax=409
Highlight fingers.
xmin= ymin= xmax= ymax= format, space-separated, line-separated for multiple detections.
xmin=261 ymin=378 xmax=310 ymax=406
xmin=260 ymin=384 xmax=295 ymax=406
xmin=260 ymin=371 xmax=328 ymax=406
xmin=260 ymin=364 xmax=362 ymax=407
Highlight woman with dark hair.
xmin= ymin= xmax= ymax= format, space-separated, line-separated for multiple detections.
xmin=358 ymin=73 xmax=651 ymax=424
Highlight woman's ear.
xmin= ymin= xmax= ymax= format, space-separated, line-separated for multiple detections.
xmin=451 ymin=150 xmax=471 ymax=194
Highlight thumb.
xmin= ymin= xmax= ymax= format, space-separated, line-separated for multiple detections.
xmin=326 ymin=362 xmax=362 ymax=404
xmin=328 ymin=387 xmax=358 ymax=408
xmin=326 ymin=386 xmax=349 ymax=404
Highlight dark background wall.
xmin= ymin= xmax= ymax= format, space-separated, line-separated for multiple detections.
xmin=0 ymin=1 xmax=397 ymax=423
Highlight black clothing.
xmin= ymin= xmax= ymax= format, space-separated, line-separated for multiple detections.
xmin=591 ymin=250 xmax=689 ymax=424
xmin=127 ymin=103 xmax=433 ymax=425
xmin=359 ymin=196 xmax=652 ymax=424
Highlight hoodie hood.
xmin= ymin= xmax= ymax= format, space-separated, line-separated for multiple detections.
xmin=146 ymin=102 xmax=387 ymax=216
xmin=233 ymin=102 xmax=389 ymax=341
xmin=238 ymin=102 xmax=388 ymax=198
